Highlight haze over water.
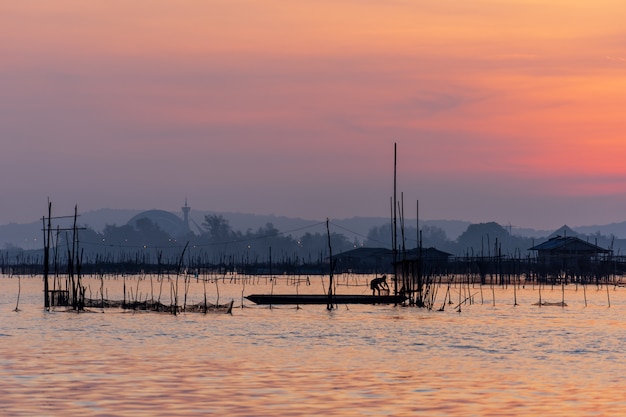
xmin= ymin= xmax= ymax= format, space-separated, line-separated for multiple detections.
xmin=2 ymin=274 xmax=626 ymax=416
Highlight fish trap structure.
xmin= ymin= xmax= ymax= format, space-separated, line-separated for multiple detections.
xmin=41 ymin=202 xmax=233 ymax=315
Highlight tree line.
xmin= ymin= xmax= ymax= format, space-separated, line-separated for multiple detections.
xmin=2 ymin=214 xmax=620 ymax=275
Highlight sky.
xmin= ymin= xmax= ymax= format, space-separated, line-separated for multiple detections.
xmin=2 ymin=1 xmax=626 ymax=231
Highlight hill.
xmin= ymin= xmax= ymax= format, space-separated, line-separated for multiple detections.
xmin=2 ymin=207 xmax=626 ymax=250
xmin=0 ymin=208 xmax=471 ymax=250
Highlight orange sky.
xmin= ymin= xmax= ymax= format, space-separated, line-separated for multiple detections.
xmin=1 ymin=1 xmax=626 ymax=230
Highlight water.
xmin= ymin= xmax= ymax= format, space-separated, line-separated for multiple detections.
xmin=2 ymin=274 xmax=626 ymax=416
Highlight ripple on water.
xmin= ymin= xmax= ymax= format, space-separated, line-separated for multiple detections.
xmin=3 ymin=276 xmax=626 ymax=416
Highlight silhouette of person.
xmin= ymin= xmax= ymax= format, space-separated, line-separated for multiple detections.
xmin=370 ymin=275 xmax=389 ymax=295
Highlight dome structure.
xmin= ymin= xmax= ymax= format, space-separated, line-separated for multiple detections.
xmin=127 ymin=209 xmax=190 ymax=238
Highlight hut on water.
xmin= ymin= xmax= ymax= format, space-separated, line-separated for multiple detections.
xmin=333 ymin=247 xmax=452 ymax=274
xmin=332 ymin=247 xmax=393 ymax=274
xmin=529 ymin=235 xmax=611 ymax=283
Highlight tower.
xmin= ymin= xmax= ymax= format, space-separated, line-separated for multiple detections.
xmin=181 ymin=198 xmax=191 ymax=232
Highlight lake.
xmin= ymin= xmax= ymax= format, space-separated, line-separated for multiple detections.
xmin=2 ymin=273 xmax=626 ymax=416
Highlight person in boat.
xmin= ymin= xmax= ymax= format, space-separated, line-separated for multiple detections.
xmin=370 ymin=275 xmax=390 ymax=296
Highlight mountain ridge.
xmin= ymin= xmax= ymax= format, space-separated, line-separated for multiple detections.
xmin=1 ymin=207 xmax=625 ymax=250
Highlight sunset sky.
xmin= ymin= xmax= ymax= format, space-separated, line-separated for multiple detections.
xmin=2 ymin=1 xmax=626 ymax=230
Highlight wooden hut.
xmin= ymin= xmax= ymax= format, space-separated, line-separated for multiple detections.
xmin=529 ymin=235 xmax=611 ymax=283
xmin=332 ymin=247 xmax=393 ymax=273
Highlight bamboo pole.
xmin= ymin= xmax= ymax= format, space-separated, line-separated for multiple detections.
xmin=14 ymin=275 xmax=21 ymax=312
xmin=326 ymin=219 xmax=334 ymax=311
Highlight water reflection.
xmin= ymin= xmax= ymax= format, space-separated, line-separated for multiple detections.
xmin=2 ymin=275 xmax=626 ymax=416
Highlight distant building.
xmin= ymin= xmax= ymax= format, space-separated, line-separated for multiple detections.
xmin=333 ymin=247 xmax=392 ymax=273
xmin=529 ymin=236 xmax=611 ymax=265
xmin=529 ymin=236 xmax=612 ymax=283
xmin=333 ymin=247 xmax=452 ymax=274
xmin=126 ymin=200 xmax=193 ymax=238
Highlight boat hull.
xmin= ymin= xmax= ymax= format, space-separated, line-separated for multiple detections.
xmin=245 ymin=294 xmax=407 ymax=305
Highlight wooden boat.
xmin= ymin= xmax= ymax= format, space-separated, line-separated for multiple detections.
xmin=245 ymin=293 xmax=407 ymax=305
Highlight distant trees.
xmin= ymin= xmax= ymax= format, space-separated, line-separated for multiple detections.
xmin=3 ymin=215 xmax=570 ymax=273
xmin=362 ymin=221 xmax=544 ymax=257
xmin=364 ymin=223 xmax=449 ymax=250
xmin=455 ymin=222 xmax=535 ymax=257
xmin=365 ymin=224 xmax=391 ymax=248
xmin=456 ymin=222 xmax=509 ymax=256
xmin=196 ymin=215 xmax=353 ymax=265
xmin=201 ymin=214 xmax=233 ymax=243
xmin=88 ymin=215 xmax=356 ymax=267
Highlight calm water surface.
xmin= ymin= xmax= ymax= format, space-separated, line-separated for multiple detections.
xmin=2 ymin=274 xmax=626 ymax=416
